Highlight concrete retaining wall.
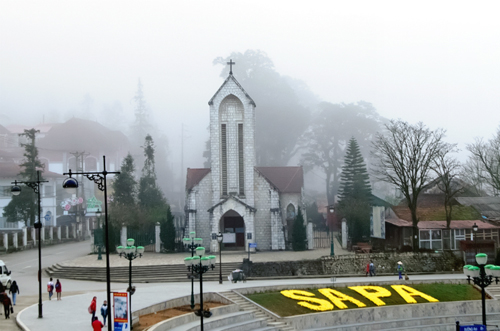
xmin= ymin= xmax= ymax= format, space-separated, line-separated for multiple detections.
xmin=284 ymin=300 xmax=500 ymax=330
xmin=242 ymin=251 xmax=463 ymax=277
xmin=133 ymin=292 xmax=235 ymax=328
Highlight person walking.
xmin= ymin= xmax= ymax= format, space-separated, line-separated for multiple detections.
xmin=2 ymin=293 xmax=13 ymax=319
xmin=365 ymin=262 xmax=370 ymax=277
xmin=9 ymin=281 xmax=19 ymax=305
xmin=397 ymin=261 xmax=405 ymax=280
xmin=47 ymin=277 xmax=54 ymax=300
xmin=89 ymin=296 xmax=97 ymax=324
xmin=100 ymin=300 xmax=108 ymax=326
xmin=92 ymin=316 xmax=104 ymax=331
xmin=55 ymin=279 xmax=62 ymax=300
xmin=369 ymin=261 xmax=376 ymax=276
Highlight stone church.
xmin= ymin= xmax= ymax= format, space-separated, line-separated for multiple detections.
xmin=185 ymin=64 xmax=305 ymax=252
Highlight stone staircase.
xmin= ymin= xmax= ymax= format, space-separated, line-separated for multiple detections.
xmin=220 ymin=291 xmax=295 ymax=331
xmin=46 ymin=262 xmax=243 ymax=283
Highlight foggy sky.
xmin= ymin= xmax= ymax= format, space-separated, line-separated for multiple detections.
xmin=1 ymin=1 xmax=499 ymax=177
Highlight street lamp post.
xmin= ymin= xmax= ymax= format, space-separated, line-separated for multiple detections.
xmin=183 ymin=231 xmax=203 ymax=309
xmin=184 ymin=247 xmax=216 ymax=331
xmin=117 ymin=239 xmax=144 ymax=330
xmin=464 ymin=253 xmax=500 ymax=327
xmin=62 ymin=155 xmax=119 ymax=331
xmin=11 ymin=170 xmax=48 ymax=319
xmin=328 ymin=206 xmax=335 ymax=256
xmin=217 ymin=232 xmax=223 ymax=284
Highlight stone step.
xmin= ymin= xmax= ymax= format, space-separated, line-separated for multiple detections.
xmin=168 ymin=311 xmax=255 ymax=331
xmin=46 ymin=262 xmax=243 ymax=283
xmin=208 ymin=317 xmax=268 ymax=331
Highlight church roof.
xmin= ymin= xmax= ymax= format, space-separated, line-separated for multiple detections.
xmin=186 ymin=168 xmax=211 ymax=191
xmin=208 ymin=74 xmax=256 ymax=107
xmin=255 ymin=166 xmax=303 ymax=193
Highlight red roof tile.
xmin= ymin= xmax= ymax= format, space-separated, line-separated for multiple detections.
xmin=417 ymin=220 xmax=500 ymax=229
xmin=186 ymin=168 xmax=210 ymax=191
xmin=255 ymin=166 xmax=303 ymax=193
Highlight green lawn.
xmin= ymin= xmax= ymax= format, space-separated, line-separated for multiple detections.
xmin=245 ymin=284 xmax=482 ymax=317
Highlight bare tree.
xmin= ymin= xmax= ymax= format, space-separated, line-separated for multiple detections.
xmin=430 ymin=147 xmax=462 ymax=229
xmin=371 ymin=120 xmax=447 ymax=250
xmin=461 ymin=155 xmax=487 ymax=196
xmin=466 ymin=129 xmax=500 ymax=196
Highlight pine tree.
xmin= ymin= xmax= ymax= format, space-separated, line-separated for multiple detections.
xmin=292 ymin=207 xmax=307 ymax=251
xmin=112 ymin=153 xmax=137 ymax=206
xmin=337 ymin=137 xmax=372 ymax=242
xmin=138 ymin=135 xmax=166 ymax=209
xmin=2 ymin=129 xmax=44 ymax=225
xmin=160 ymin=206 xmax=176 ymax=252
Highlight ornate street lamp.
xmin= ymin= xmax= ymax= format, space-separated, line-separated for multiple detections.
xmin=217 ymin=232 xmax=223 ymax=284
xmin=62 ymin=155 xmax=119 ymax=331
xmin=328 ymin=205 xmax=335 ymax=256
xmin=184 ymin=247 xmax=216 ymax=331
xmin=464 ymin=253 xmax=500 ymax=326
xmin=11 ymin=170 xmax=48 ymax=319
xmin=183 ymin=231 xmax=203 ymax=309
xmin=117 ymin=238 xmax=144 ymax=330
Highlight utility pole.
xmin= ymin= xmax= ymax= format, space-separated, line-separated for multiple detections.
xmin=70 ymin=151 xmax=88 ymax=239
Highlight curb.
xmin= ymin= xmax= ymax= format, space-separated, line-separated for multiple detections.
xmin=16 ymin=305 xmax=32 ymax=331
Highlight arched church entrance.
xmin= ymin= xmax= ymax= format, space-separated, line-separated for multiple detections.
xmin=220 ymin=210 xmax=245 ymax=250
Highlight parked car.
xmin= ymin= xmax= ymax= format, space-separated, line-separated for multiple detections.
xmin=0 ymin=260 xmax=12 ymax=289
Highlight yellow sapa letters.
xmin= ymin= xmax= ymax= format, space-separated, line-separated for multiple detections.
xmin=390 ymin=285 xmax=439 ymax=304
xmin=318 ymin=288 xmax=366 ymax=309
xmin=348 ymin=286 xmax=392 ymax=306
xmin=280 ymin=290 xmax=333 ymax=311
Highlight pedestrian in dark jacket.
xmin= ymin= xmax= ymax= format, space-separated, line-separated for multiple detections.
xmin=2 ymin=294 xmax=13 ymax=319
xmin=100 ymin=300 xmax=108 ymax=326
xmin=369 ymin=261 xmax=376 ymax=276
xmin=9 ymin=281 xmax=19 ymax=305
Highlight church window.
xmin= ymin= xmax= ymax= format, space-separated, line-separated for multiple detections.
xmin=238 ymin=123 xmax=244 ymax=196
xmin=221 ymin=124 xmax=228 ymax=196
xmin=286 ymin=204 xmax=296 ymax=219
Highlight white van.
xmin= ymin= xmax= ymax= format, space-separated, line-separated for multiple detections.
xmin=0 ymin=260 xmax=12 ymax=289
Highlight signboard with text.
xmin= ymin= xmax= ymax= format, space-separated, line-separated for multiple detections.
xmin=459 ymin=325 xmax=486 ymax=331
xmin=223 ymin=233 xmax=236 ymax=243
xmin=113 ymin=292 xmax=130 ymax=331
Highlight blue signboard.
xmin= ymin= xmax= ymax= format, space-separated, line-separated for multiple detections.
xmin=249 ymin=243 xmax=257 ymax=248
xmin=460 ymin=325 xmax=486 ymax=331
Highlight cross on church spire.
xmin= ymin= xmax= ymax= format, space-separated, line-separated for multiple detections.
xmin=227 ymin=59 xmax=235 ymax=75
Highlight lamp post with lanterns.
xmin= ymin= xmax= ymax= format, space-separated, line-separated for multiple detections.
xmin=463 ymin=253 xmax=500 ymax=327
xmin=117 ymin=238 xmax=144 ymax=329
xmin=184 ymin=247 xmax=216 ymax=331
xmin=183 ymin=231 xmax=203 ymax=309
xmin=11 ymin=170 xmax=48 ymax=319
xmin=328 ymin=205 xmax=335 ymax=256
xmin=62 ymin=155 xmax=119 ymax=331
xmin=217 ymin=232 xmax=223 ymax=284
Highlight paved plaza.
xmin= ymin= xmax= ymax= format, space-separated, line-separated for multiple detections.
xmin=17 ymin=273 xmax=465 ymax=331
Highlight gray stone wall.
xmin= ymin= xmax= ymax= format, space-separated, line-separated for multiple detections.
xmin=254 ymin=172 xmax=273 ymax=250
xmin=243 ymin=252 xmax=464 ymax=277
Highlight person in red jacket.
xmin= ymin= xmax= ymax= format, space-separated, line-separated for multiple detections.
xmin=92 ymin=316 xmax=104 ymax=331
xmin=89 ymin=296 xmax=97 ymax=325
xmin=55 ymin=279 xmax=62 ymax=300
